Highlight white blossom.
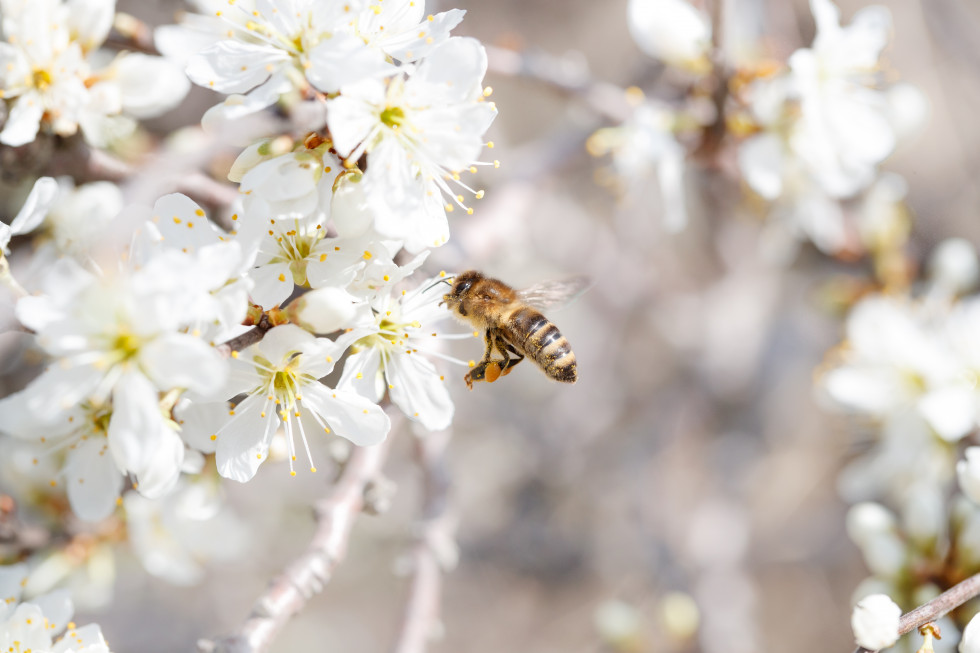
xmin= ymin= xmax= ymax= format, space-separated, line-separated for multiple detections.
xmin=0 ymin=231 xmax=240 ymax=505
xmin=0 ymin=564 xmax=111 ymax=652
xmin=325 ymin=37 xmax=496 ymax=252
xmin=0 ymin=0 xmax=188 ymax=146
xmin=204 ymin=324 xmax=389 ymax=482
xmin=172 ymin=0 xmax=465 ymax=117
xmin=339 ymin=276 xmax=460 ymax=430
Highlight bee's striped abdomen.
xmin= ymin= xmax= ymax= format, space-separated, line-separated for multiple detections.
xmin=504 ymin=306 xmax=577 ymax=383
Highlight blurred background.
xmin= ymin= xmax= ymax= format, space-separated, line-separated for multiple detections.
xmin=30 ymin=0 xmax=980 ymax=651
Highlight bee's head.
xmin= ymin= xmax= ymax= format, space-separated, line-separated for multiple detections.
xmin=442 ymin=270 xmax=483 ymax=313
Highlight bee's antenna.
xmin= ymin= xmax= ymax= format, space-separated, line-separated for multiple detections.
xmin=423 ymin=275 xmax=454 ymax=294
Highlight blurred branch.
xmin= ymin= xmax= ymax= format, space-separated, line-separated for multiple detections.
xmin=390 ymin=429 xmax=454 ymax=653
xmin=0 ymin=494 xmax=52 ymax=560
xmin=43 ymin=141 xmax=133 ymax=183
xmin=853 ymin=572 xmax=980 ymax=653
xmin=198 ymin=426 xmax=397 ymax=653
xmin=485 ymin=45 xmax=632 ymax=123
xmin=175 ymin=172 xmax=241 ymax=212
xmin=106 ymin=12 xmax=159 ymax=55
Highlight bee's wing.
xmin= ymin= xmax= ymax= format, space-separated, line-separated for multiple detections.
xmin=517 ymin=277 xmax=592 ymax=312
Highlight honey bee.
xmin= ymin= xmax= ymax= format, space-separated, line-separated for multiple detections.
xmin=441 ymin=270 xmax=588 ymax=389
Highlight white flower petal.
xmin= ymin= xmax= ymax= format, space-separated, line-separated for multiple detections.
xmin=52 ymin=623 xmax=108 ymax=652
xmin=186 ymin=41 xmax=290 ymax=94
xmin=0 ymin=91 xmax=44 ymax=147
xmin=738 ymin=133 xmax=784 ymax=200
xmin=307 ymin=33 xmax=395 ymax=94
xmin=338 ymin=347 xmax=385 ymax=403
xmin=215 ymin=393 xmax=278 ymax=482
xmin=140 ymin=333 xmax=228 ymax=396
xmin=9 ymin=176 xmax=58 ymax=235
xmin=66 ymin=0 xmax=114 ymax=51
xmin=114 ymin=53 xmax=191 ymax=119
xmin=64 ymin=436 xmax=125 ymax=522
xmin=30 ymin=589 xmax=73 ymax=632
xmin=387 ymin=353 xmax=453 ymax=430
xmin=919 ymin=386 xmax=977 ymax=442
xmin=0 ymin=563 xmax=28 ymax=603
xmin=301 ymin=384 xmax=390 ymax=447
xmin=134 ymin=427 xmax=185 ymax=499
xmin=107 ymin=371 xmax=166 ymax=473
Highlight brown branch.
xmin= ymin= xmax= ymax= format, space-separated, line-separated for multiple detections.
xmin=485 ymin=45 xmax=632 ymax=123
xmin=853 ymin=572 xmax=980 ymax=653
xmin=198 ymin=427 xmax=396 ymax=653
xmin=43 ymin=141 xmax=134 ymax=183
xmin=390 ymin=429 xmax=453 ymax=653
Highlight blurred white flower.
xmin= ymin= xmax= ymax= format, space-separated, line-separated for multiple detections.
xmin=930 ymin=239 xmax=980 ymax=296
xmin=589 ymin=101 xmax=688 ymax=232
xmin=822 ymin=295 xmax=967 ymax=440
xmin=0 ymin=0 xmax=187 ymax=146
xmin=207 ymin=324 xmax=390 ymax=482
xmin=124 ymin=479 xmax=249 ymax=586
xmin=851 ymin=593 xmax=901 ymax=650
xmin=627 ymin=0 xmax=711 ymax=72
xmin=737 ymin=0 xmax=909 ymax=255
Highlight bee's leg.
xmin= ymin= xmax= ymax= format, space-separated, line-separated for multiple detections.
xmin=482 ymin=330 xmax=505 ymax=383
xmin=464 ymin=331 xmax=497 ymax=389
xmin=495 ymin=340 xmax=524 ymax=376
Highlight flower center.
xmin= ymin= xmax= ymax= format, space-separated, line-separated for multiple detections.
xmin=32 ymin=67 xmax=53 ymax=90
xmin=109 ymin=330 xmax=142 ymax=363
xmin=380 ymin=106 xmax=406 ymax=129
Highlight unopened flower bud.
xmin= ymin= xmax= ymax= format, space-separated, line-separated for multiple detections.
xmin=852 ymin=594 xmax=901 ymax=650
xmin=961 ymin=611 xmax=980 ymax=653
xmin=930 ymin=238 xmax=979 ymax=294
xmin=847 ymin=502 xmax=897 ymax=546
xmin=288 ymin=288 xmax=358 ymax=334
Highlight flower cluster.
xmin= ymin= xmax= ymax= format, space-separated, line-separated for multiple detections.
xmin=819 ymin=240 xmax=980 ymax=646
xmin=162 ymin=0 xmax=497 ymax=251
xmin=597 ymin=0 xmax=924 ymax=258
xmin=0 ymin=0 xmax=488 ymax=536
xmin=0 ymin=563 xmax=111 ymax=652
xmin=0 ymin=0 xmax=188 ymax=146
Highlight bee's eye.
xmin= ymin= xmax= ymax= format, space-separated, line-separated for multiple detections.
xmin=457 ymin=280 xmax=472 ymax=294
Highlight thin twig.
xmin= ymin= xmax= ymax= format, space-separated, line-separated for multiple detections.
xmin=390 ymin=429 xmax=453 ymax=653
xmin=216 ymin=316 xmax=273 ymax=357
xmin=853 ymin=572 xmax=980 ymax=653
xmin=198 ymin=427 xmax=396 ymax=653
